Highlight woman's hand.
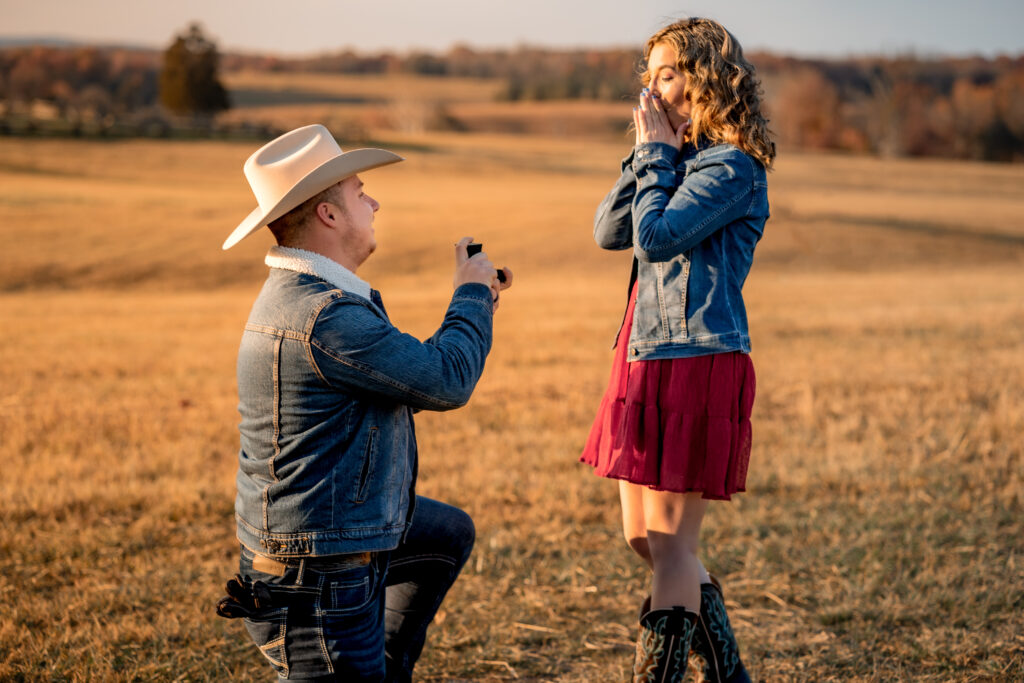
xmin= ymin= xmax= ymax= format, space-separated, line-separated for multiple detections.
xmin=634 ymin=89 xmax=689 ymax=150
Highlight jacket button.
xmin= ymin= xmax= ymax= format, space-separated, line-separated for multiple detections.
xmin=631 ymin=348 xmax=639 ymax=356
xmin=267 ymin=540 xmax=281 ymax=552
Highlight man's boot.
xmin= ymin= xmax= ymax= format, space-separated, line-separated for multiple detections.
xmin=690 ymin=577 xmax=751 ymax=683
xmin=632 ymin=605 xmax=698 ymax=683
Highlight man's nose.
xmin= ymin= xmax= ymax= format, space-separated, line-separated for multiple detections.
xmin=369 ymin=195 xmax=380 ymax=211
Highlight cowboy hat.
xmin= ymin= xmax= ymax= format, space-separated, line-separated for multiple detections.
xmin=223 ymin=124 xmax=403 ymax=250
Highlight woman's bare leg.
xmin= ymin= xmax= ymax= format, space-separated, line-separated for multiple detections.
xmin=642 ymin=489 xmax=708 ymax=610
xmin=619 ymin=480 xmax=653 ymax=570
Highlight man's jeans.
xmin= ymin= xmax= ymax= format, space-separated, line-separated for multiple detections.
xmin=238 ymin=497 xmax=475 ymax=681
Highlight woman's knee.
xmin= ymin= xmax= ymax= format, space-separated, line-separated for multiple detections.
xmin=641 ymin=490 xmax=708 ymax=539
xmin=625 ymin=533 xmax=651 ymax=560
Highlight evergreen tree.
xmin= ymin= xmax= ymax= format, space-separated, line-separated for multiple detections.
xmin=159 ymin=23 xmax=229 ymax=116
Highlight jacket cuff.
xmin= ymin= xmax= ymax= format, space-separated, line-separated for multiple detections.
xmin=620 ymin=148 xmax=636 ymax=172
xmin=632 ymin=142 xmax=678 ymax=170
xmin=453 ymin=282 xmax=494 ymax=310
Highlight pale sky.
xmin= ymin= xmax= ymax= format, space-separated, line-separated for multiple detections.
xmin=2 ymin=0 xmax=1022 ymax=57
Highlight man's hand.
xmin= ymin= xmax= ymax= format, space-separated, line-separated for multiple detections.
xmin=453 ymin=237 xmax=513 ymax=310
xmin=492 ymin=266 xmax=513 ymax=311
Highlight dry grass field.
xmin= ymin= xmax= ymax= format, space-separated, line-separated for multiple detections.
xmin=1 ymin=122 xmax=1023 ymax=682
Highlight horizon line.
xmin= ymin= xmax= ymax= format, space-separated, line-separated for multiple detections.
xmin=1 ymin=33 xmax=1021 ymax=62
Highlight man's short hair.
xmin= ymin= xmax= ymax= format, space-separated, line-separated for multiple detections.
xmin=268 ymin=183 xmax=343 ymax=246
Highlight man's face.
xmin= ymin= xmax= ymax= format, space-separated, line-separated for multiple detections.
xmin=330 ymin=174 xmax=380 ymax=267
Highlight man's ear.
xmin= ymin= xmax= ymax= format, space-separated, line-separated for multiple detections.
xmin=316 ymin=201 xmax=336 ymax=225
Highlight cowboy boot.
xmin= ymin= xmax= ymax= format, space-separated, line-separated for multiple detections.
xmin=638 ymin=594 xmax=652 ymax=620
xmin=632 ymin=605 xmax=698 ymax=683
xmin=690 ymin=577 xmax=751 ymax=683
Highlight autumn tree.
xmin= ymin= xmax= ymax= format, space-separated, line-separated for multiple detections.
xmin=771 ymin=68 xmax=843 ymax=149
xmin=159 ymin=23 xmax=229 ymax=116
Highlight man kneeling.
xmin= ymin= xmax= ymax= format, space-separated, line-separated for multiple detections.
xmin=216 ymin=124 xmax=511 ymax=681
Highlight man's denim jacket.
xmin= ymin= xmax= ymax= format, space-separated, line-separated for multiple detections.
xmin=594 ymin=140 xmax=769 ymax=360
xmin=234 ymin=249 xmax=493 ymax=558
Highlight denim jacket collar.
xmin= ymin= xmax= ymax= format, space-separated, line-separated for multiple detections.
xmin=265 ymin=246 xmax=371 ymax=300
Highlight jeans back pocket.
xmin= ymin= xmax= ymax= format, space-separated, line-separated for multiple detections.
xmin=244 ymin=607 xmax=288 ymax=677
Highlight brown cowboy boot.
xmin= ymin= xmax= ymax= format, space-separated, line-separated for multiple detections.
xmin=632 ymin=605 xmax=699 ymax=683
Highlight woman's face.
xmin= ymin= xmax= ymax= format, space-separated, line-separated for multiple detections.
xmin=646 ymin=42 xmax=691 ymax=131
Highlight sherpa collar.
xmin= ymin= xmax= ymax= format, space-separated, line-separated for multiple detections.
xmin=265 ymin=246 xmax=372 ymax=300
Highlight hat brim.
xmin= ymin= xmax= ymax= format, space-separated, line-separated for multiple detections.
xmin=222 ymin=148 xmax=404 ymax=250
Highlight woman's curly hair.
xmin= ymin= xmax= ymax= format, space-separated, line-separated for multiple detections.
xmin=643 ymin=18 xmax=776 ymax=169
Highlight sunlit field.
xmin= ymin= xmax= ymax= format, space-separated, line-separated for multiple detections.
xmin=1 ymin=127 xmax=1022 ymax=681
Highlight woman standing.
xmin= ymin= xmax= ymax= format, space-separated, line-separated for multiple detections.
xmin=580 ymin=17 xmax=775 ymax=682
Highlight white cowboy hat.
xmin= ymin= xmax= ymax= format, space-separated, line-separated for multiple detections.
xmin=223 ymin=124 xmax=403 ymax=250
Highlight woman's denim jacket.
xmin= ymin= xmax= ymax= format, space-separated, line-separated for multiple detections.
xmin=234 ymin=267 xmax=493 ymax=558
xmin=594 ymin=140 xmax=769 ymax=360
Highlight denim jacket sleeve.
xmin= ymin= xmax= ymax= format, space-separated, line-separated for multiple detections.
xmin=308 ymin=283 xmax=494 ymax=411
xmin=593 ymin=150 xmax=638 ymax=251
xmin=631 ymin=142 xmax=757 ymax=262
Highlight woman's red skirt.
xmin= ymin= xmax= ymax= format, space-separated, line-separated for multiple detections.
xmin=579 ymin=284 xmax=756 ymax=500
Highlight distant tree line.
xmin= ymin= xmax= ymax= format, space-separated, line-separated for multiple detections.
xmin=2 ymin=36 xmax=1022 ymax=161
xmin=756 ymin=53 xmax=1024 ymax=162
xmin=0 ymin=24 xmax=235 ymax=137
xmin=196 ymin=46 xmax=1024 ymax=162
xmin=222 ymin=45 xmax=640 ymax=102
xmin=0 ymin=45 xmax=160 ymax=121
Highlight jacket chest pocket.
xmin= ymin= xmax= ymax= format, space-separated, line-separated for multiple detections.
xmin=353 ymin=427 xmax=378 ymax=504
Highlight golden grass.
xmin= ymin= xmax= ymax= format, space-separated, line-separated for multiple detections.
xmin=1 ymin=129 xmax=1022 ymax=681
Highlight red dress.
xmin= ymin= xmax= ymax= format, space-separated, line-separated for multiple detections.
xmin=580 ymin=283 xmax=755 ymax=500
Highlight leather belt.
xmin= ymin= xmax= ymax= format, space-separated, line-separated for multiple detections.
xmin=253 ymin=551 xmax=372 ymax=577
